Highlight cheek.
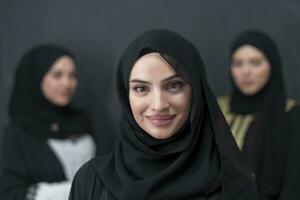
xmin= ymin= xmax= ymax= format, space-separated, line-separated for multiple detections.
xmin=129 ymin=94 xmax=148 ymax=119
xmin=171 ymin=92 xmax=191 ymax=116
xmin=230 ymin=68 xmax=241 ymax=82
xmin=70 ymin=79 xmax=78 ymax=90
xmin=255 ymin=66 xmax=271 ymax=84
xmin=41 ymin=78 xmax=58 ymax=97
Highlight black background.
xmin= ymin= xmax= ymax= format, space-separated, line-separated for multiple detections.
xmin=1 ymin=0 xmax=300 ymax=154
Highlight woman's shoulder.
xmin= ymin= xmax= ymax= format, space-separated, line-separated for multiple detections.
xmin=70 ymin=157 xmax=112 ymax=200
xmin=286 ymin=98 xmax=297 ymax=112
xmin=73 ymin=155 xmax=111 ymax=185
xmin=285 ymin=99 xmax=300 ymax=119
xmin=73 ymin=158 xmax=98 ymax=182
xmin=2 ymin=124 xmax=43 ymax=146
xmin=217 ymin=95 xmax=230 ymax=113
xmin=2 ymin=125 xmax=31 ymax=146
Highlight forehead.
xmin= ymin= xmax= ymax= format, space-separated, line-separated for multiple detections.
xmin=129 ymin=53 xmax=177 ymax=80
xmin=49 ymin=56 xmax=76 ymax=72
xmin=233 ymin=45 xmax=266 ymax=59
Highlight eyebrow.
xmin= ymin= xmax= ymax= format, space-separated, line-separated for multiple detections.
xmin=129 ymin=74 xmax=180 ymax=84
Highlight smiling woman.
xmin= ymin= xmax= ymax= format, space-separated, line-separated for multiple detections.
xmin=129 ymin=52 xmax=191 ymax=139
xmin=68 ymin=29 xmax=259 ymax=200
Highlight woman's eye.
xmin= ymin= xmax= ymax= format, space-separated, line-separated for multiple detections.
xmin=232 ymin=60 xmax=243 ymax=68
xmin=52 ymin=72 xmax=62 ymax=79
xmin=250 ymin=59 xmax=263 ymax=66
xmin=69 ymin=72 xmax=77 ymax=79
xmin=167 ymin=81 xmax=183 ymax=92
xmin=133 ymin=85 xmax=148 ymax=93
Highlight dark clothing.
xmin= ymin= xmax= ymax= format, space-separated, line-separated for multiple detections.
xmin=0 ymin=126 xmax=66 ymax=200
xmin=219 ymin=96 xmax=300 ymax=199
xmin=69 ymin=159 xmax=223 ymax=200
xmin=279 ymin=106 xmax=300 ymax=199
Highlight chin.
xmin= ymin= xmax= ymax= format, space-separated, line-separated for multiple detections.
xmin=240 ymin=88 xmax=257 ymax=96
xmin=147 ymin=129 xmax=175 ymax=140
xmin=54 ymin=100 xmax=71 ymax=107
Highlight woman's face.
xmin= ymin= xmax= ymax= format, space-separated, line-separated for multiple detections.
xmin=129 ymin=53 xmax=191 ymax=139
xmin=41 ymin=56 xmax=78 ymax=106
xmin=231 ymin=45 xmax=271 ymax=96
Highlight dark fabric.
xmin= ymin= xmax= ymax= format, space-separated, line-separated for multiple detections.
xmin=69 ymin=159 xmax=223 ymax=200
xmin=0 ymin=126 xmax=66 ymax=200
xmin=8 ymin=44 xmax=91 ymax=139
xmin=279 ymin=106 xmax=300 ymax=199
xmin=228 ymin=30 xmax=297 ymax=198
xmin=70 ymin=29 xmax=258 ymax=200
xmin=69 ymin=160 xmax=114 ymax=200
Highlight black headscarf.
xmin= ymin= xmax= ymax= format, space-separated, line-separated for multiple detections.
xmin=8 ymin=44 xmax=91 ymax=139
xmin=229 ymin=31 xmax=288 ymax=196
xmin=93 ymin=29 xmax=258 ymax=199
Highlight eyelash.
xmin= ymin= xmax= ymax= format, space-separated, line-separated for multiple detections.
xmin=166 ymin=81 xmax=184 ymax=93
xmin=51 ymin=72 xmax=77 ymax=79
xmin=131 ymin=80 xmax=185 ymax=95
xmin=232 ymin=60 xmax=263 ymax=67
xmin=132 ymin=85 xmax=149 ymax=93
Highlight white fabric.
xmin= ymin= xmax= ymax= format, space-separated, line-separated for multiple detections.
xmin=47 ymin=134 xmax=96 ymax=180
xmin=34 ymin=181 xmax=71 ymax=200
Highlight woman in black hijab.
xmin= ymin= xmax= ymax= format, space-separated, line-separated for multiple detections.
xmin=0 ymin=45 xmax=97 ymax=200
xmin=69 ymin=29 xmax=258 ymax=200
xmin=218 ymin=30 xmax=300 ymax=199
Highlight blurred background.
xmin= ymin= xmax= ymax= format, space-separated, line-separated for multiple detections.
xmin=1 ymin=0 xmax=299 ymax=155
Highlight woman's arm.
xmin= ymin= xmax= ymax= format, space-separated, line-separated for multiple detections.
xmin=0 ymin=129 xmax=32 ymax=200
xmin=279 ymin=106 xmax=300 ymax=199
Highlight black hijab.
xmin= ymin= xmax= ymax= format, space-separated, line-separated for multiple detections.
xmin=8 ymin=44 xmax=90 ymax=139
xmin=229 ymin=31 xmax=288 ymax=196
xmin=93 ymin=29 xmax=258 ymax=200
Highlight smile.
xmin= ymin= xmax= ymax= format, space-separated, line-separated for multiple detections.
xmin=145 ymin=114 xmax=176 ymax=127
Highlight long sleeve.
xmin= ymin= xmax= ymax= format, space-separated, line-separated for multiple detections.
xmin=279 ymin=106 xmax=300 ymax=199
xmin=0 ymin=126 xmax=67 ymax=200
xmin=0 ymin=128 xmax=31 ymax=200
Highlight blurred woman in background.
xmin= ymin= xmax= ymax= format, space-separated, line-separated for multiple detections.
xmin=0 ymin=45 xmax=97 ymax=200
xmin=218 ymin=30 xmax=300 ymax=199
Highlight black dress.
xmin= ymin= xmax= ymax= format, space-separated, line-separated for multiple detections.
xmin=219 ymin=97 xmax=300 ymax=200
xmin=0 ymin=126 xmax=66 ymax=199
xmin=69 ymin=158 xmax=223 ymax=200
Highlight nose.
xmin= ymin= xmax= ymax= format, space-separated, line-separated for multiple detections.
xmin=150 ymin=89 xmax=169 ymax=112
xmin=241 ymin=64 xmax=252 ymax=76
xmin=61 ymin=76 xmax=73 ymax=88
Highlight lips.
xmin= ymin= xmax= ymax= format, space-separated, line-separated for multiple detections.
xmin=241 ymin=80 xmax=254 ymax=86
xmin=145 ymin=114 xmax=176 ymax=127
xmin=59 ymin=90 xmax=73 ymax=97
